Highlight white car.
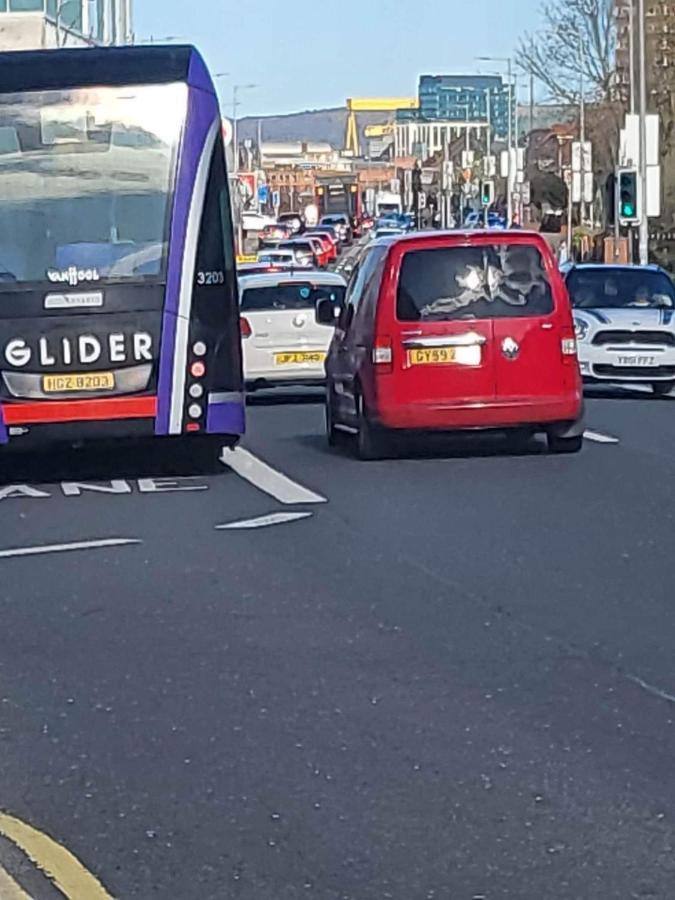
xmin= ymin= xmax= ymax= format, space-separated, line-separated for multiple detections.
xmin=239 ymin=271 xmax=346 ymax=390
xmin=564 ymin=263 xmax=675 ymax=394
xmin=241 ymin=211 xmax=276 ymax=232
xmin=256 ymin=249 xmax=302 ymax=268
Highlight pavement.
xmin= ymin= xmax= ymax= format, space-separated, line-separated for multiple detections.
xmin=1 ymin=386 xmax=675 ymax=897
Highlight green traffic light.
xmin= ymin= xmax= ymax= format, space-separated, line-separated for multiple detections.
xmin=622 ymin=202 xmax=635 ymax=217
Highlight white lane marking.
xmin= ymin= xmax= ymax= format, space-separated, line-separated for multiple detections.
xmin=221 ymin=447 xmax=327 ymax=505
xmin=0 ymin=538 xmax=141 ymax=560
xmin=584 ymin=429 xmax=620 ymax=444
xmin=626 ymin=673 xmax=675 ymax=705
xmin=216 ymin=511 xmax=312 ymax=530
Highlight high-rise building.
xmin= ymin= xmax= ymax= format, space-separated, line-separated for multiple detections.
xmin=614 ymin=1 xmax=675 ymax=106
xmin=0 ymin=0 xmax=132 ymax=51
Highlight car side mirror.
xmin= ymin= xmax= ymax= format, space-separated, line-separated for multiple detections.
xmin=315 ymin=296 xmax=341 ymax=326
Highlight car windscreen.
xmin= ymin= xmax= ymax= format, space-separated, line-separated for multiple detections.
xmin=397 ymin=244 xmax=554 ymax=321
xmin=0 ymin=83 xmax=185 ymax=287
xmin=240 ymin=283 xmax=346 ymax=312
xmin=567 ymin=268 xmax=675 ymax=309
xmin=279 ymin=241 xmax=313 ymax=252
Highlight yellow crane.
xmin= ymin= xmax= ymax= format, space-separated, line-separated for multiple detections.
xmin=344 ymin=97 xmax=418 ymax=157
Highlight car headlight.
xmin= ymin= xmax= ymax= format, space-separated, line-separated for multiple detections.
xmin=574 ymin=317 xmax=589 ymax=341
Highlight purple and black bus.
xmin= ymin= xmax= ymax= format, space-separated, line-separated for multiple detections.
xmin=0 ymin=45 xmax=244 ymax=454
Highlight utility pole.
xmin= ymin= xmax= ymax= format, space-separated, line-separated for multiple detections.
xmin=629 ymin=0 xmax=636 ymax=114
xmin=507 ymin=58 xmax=513 ymax=226
xmin=638 ymin=0 xmax=649 ymax=264
xmin=529 ymin=72 xmax=534 ymax=136
xmin=579 ymin=37 xmax=586 ymax=225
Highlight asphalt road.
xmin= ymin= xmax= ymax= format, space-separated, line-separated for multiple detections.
xmin=1 ymin=387 xmax=675 ymax=898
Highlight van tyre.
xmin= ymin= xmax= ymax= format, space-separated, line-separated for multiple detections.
xmin=546 ymin=433 xmax=583 ymax=454
xmin=356 ymin=394 xmax=387 ymax=460
xmin=325 ymin=391 xmax=339 ymax=447
xmin=652 ymin=381 xmax=675 ymax=396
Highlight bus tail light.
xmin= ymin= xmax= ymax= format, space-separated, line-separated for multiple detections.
xmin=240 ymin=316 xmax=252 ymax=339
xmin=372 ymin=337 xmax=393 ymax=373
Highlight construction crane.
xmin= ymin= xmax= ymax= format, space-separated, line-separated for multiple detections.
xmin=344 ymin=97 xmax=418 ymax=157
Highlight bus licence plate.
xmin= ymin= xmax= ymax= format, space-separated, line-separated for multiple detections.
xmin=408 ymin=347 xmax=457 ymax=365
xmin=42 ymin=372 xmax=115 ymax=393
xmin=274 ymin=351 xmax=326 ymax=365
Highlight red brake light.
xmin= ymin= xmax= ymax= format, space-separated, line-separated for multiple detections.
xmin=240 ymin=316 xmax=252 ymax=339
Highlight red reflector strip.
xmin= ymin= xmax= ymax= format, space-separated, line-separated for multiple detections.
xmin=3 ymin=396 xmax=157 ymax=425
xmin=186 ymin=423 xmax=200 ymax=432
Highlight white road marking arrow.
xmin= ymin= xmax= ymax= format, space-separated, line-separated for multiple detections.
xmin=583 ymin=429 xmax=620 ymax=444
xmin=216 ymin=511 xmax=312 ymax=530
xmin=221 ymin=447 xmax=327 ymax=504
xmin=0 ymin=538 xmax=141 ymax=559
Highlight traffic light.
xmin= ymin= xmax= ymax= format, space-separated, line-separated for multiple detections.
xmin=617 ymin=168 xmax=639 ymax=224
xmin=480 ymin=180 xmax=494 ymax=206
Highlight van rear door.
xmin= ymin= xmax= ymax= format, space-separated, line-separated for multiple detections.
xmin=489 ymin=239 xmax=573 ymax=403
xmin=392 ymin=244 xmax=497 ymax=407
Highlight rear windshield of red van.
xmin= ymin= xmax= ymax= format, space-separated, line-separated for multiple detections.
xmin=397 ymin=244 xmax=554 ymax=321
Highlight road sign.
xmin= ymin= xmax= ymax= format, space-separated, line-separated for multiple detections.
xmin=483 ymin=155 xmax=496 ymax=177
xmin=272 ymin=190 xmax=280 ymax=209
xmin=621 ymin=113 xmax=659 ymax=167
xmin=572 ymin=141 xmax=592 ymax=174
xmin=258 ymin=184 xmax=269 ymax=205
xmin=521 ymin=181 xmax=531 ymax=205
xmin=461 ymin=150 xmax=475 ymax=169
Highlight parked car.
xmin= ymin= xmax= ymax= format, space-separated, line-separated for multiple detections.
xmin=277 ymin=212 xmax=304 ymax=235
xmin=258 ymin=222 xmax=292 ymax=249
xmin=317 ymin=230 xmax=584 ymax=458
xmin=239 ymin=271 xmax=347 ymax=391
xmin=564 ymin=262 xmax=675 ymax=394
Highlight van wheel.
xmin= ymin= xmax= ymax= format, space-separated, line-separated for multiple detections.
xmin=652 ymin=381 xmax=675 ymax=396
xmin=356 ymin=394 xmax=386 ymax=460
xmin=547 ymin=433 xmax=583 ymax=454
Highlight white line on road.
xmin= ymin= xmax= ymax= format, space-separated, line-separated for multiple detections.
xmin=216 ymin=511 xmax=313 ymax=530
xmin=584 ymin=429 xmax=620 ymax=445
xmin=0 ymin=538 xmax=141 ymax=560
xmin=221 ymin=447 xmax=327 ymax=505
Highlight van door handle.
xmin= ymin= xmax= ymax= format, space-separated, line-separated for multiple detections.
xmin=403 ymin=332 xmax=487 ymax=349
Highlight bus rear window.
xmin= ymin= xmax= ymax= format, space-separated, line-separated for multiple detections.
xmin=397 ymin=244 xmax=554 ymax=321
xmin=241 ymin=283 xmax=345 ymax=312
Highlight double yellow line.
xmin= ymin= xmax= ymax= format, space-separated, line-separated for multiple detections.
xmin=0 ymin=812 xmax=113 ymax=899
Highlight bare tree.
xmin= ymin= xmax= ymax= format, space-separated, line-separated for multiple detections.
xmin=518 ymin=0 xmax=616 ymax=104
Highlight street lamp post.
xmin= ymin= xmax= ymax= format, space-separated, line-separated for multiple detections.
xmin=231 ymin=83 xmax=257 ymax=176
xmin=476 ymin=56 xmax=514 ymax=224
xmin=638 ymin=0 xmax=649 ymax=265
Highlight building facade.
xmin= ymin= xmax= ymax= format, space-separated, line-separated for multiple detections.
xmin=0 ymin=0 xmax=132 ymax=50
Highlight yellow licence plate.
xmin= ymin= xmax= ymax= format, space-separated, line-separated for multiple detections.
xmin=408 ymin=347 xmax=457 ymax=365
xmin=274 ymin=351 xmax=326 ymax=365
xmin=42 ymin=372 xmax=115 ymax=393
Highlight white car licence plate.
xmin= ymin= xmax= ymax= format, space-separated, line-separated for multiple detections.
xmin=614 ymin=354 xmax=658 ymax=367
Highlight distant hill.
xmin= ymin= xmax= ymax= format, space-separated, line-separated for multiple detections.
xmin=236 ymin=104 xmax=576 ymax=149
xmin=236 ymin=107 xmax=397 ymax=149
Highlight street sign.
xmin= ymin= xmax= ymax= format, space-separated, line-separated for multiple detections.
xmin=461 ymin=150 xmax=474 ymax=169
xmin=521 ymin=181 xmax=531 ymax=205
xmin=572 ymin=141 xmax=592 ymax=174
xmin=418 ymin=192 xmax=426 ymax=209
xmin=258 ymin=184 xmax=269 ymax=205
xmin=272 ymin=190 xmax=280 ymax=209
xmin=621 ymin=113 xmax=659 ymax=167
xmin=500 ymin=150 xmax=509 ymax=177
xmin=571 ymin=171 xmax=582 ymax=204
xmin=483 ymin=155 xmax=496 ymax=177
xmin=583 ymin=171 xmax=594 ymax=205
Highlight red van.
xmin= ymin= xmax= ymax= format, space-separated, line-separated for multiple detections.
xmin=317 ymin=231 xmax=584 ymax=459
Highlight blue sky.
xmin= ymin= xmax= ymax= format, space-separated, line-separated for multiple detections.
xmin=135 ymin=0 xmax=542 ymax=117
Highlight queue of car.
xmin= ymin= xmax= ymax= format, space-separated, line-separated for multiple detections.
xmin=239 ymin=211 xmax=672 ymax=460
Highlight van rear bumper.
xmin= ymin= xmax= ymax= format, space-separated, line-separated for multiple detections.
xmin=376 ymin=395 xmax=583 ymax=431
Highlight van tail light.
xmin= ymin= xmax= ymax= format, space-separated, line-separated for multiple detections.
xmin=372 ymin=337 xmax=393 ymax=373
xmin=240 ymin=316 xmax=252 ymax=339
xmin=560 ymin=327 xmax=577 ymax=363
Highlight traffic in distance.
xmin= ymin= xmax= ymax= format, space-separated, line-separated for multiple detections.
xmin=2 ymin=24 xmax=675 ymax=900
